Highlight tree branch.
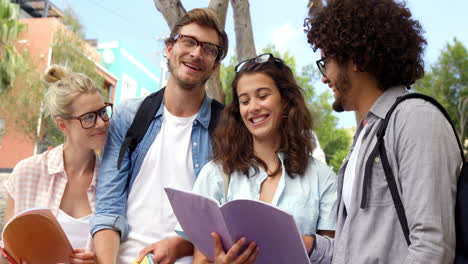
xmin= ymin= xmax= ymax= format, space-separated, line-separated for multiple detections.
xmin=153 ymin=0 xmax=186 ymax=29
xmin=205 ymin=0 xmax=229 ymax=102
xmin=209 ymin=0 xmax=229 ymax=28
xmin=308 ymin=0 xmax=323 ymax=17
xmin=230 ymin=0 xmax=256 ymax=61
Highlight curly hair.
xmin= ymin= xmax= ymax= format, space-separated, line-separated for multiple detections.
xmin=212 ymin=57 xmax=314 ymax=178
xmin=304 ymin=0 xmax=427 ymax=89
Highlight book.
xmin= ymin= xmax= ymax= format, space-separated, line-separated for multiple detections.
xmin=0 ymin=241 xmax=17 ymax=264
xmin=165 ymin=187 xmax=310 ymax=264
xmin=1 ymin=208 xmax=73 ymax=264
xmin=131 ymin=253 xmax=154 ymax=264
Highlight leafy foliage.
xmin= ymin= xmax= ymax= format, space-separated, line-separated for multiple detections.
xmin=220 ymin=55 xmax=237 ymax=104
xmin=0 ymin=0 xmax=24 ymax=92
xmin=0 ymin=52 xmax=46 ymax=142
xmin=62 ymin=7 xmax=85 ymax=38
xmin=0 ymin=7 xmax=107 ymax=150
xmin=414 ymin=38 xmax=468 ymax=149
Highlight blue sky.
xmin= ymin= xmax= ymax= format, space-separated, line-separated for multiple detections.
xmin=53 ymin=0 xmax=468 ymax=128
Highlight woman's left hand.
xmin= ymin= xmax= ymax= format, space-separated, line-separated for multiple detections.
xmin=70 ymin=249 xmax=95 ymax=264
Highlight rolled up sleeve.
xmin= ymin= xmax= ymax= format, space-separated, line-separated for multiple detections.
xmin=90 ymin=101 xmax=135 ymax=240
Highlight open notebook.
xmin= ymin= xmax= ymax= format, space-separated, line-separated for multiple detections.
xmin=165 ymin=187 xmax=310 ymax=264
xmin=1 ymin=208 xmax=73 ymax=264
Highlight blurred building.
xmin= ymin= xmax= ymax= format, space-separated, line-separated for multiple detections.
xmin=0 ymin=0 xmax=118 ymax=170
xmin=98 ymin=41 xmax=162 ymax=104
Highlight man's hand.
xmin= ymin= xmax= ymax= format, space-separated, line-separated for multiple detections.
xmin=137 ymin=237 xmax=193 ymax=264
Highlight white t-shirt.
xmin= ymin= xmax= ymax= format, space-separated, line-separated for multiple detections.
xmin=118 ymin=106 xmax=197 ymax=264
xmin=56 ymin=209 xmax=92 ymax=250
xmin=343 ymin=124 xmax=367 ymax=211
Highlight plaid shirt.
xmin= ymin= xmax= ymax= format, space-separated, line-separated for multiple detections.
xmin=4 ymin=144 xmax=99 ymax=216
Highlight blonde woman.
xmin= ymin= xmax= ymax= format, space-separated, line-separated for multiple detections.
xmin=2 ymin=65 xmax=112 ymax=264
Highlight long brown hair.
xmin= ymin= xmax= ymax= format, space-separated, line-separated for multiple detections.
xmin=212 ymin=56 xmax=314 ymax=177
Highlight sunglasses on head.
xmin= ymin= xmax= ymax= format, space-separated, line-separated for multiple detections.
xmin=234 ymin=53 xmax=283 ymax=72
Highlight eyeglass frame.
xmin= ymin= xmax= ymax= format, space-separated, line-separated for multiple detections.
xmin=64 ymin=102 xmax=113 ymax=129
xmin=234 ymin=53 xmax=283 ymax=73
xmin=316 ymin=56 xmax=328 ymax=77
xmin=173 ymin=34 xmax=223 ymax=60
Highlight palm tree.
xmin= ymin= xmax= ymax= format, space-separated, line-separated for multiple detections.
xmin=0 ymin=0 xmax=24 ymax=92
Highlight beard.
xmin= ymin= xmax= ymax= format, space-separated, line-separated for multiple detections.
xmin=332 ymin=69 xmax=351 ymax=112
xmin=167 ymin=57 xmax=212 ymax=91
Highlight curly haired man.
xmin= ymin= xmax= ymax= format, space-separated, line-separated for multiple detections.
xmin=304 ymin=0 xmax=462 ymax=263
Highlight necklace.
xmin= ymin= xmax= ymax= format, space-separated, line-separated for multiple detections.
xmin=267 ymin=161 xmax=282 ymax=177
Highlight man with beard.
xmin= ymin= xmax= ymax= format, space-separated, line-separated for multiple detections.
xmin=90 ymin=8 xmax=228 ymax=264
xmin=304 ymin=0 xmax=462 ymax=263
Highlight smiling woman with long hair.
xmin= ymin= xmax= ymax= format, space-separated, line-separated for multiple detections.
xmin=186 ymin=54 xmax=337 ymax=264
xmin=2 ymin=65 xmax=113 ymax=264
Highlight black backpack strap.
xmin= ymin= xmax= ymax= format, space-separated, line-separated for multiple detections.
xmin=378 ymin=93 xmax=464 ymax=160
xmin=361 ymin=92 xmax=466 ymax=247
xmin=208 ymin=99 xmax=224 ymax=135
xmin=117 ymin=88 xmax=165 ymax=169
xmin=380 ymin=138 xmax=412 ymax=245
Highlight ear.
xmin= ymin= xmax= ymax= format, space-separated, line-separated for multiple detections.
xmin=165 ymin=42 xmax=174 ymax=58
xmin=212 ymin=61 xmax=220 ymax=72
xmin=55 ymin=117 xmax=69 ymax=135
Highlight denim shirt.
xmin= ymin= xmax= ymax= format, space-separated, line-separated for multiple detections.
xmin=90 ymin=94 xmax=216 ymax=240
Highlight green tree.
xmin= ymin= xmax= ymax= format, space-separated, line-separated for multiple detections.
xmin=220 ymin=55 xmax=237 ymax=104
xmin=220 ymin=45 xmax=352 ymax=171
xmin=0 ymin=0 xmax=24 ymax=92
xmin=0 ymin=7 xmax=107 ymax=151
xmin=0 ymin=0 xmax=44 ymax=147
xmin=414 ymin=38 xmax=468 ymax=148
xmin=0 ymin=53 xmax=46 ymax=147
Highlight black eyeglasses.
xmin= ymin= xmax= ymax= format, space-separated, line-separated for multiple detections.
xmin=316 ymin=57 xmax=328 ymax=77
xmin=174 ymin=34 xmax=222 ymax=60
xmin=235 ymin=53 xmax=283 ymax=72
xmin=65 ymin=103 xmax=113 ymax=129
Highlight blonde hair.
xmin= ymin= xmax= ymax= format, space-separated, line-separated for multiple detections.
xmin=43 ymin=65 xmax=101 ymax=118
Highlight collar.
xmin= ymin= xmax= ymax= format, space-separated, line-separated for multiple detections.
xmin=47 ymin=144 xmax=65 ymax=175
xmin=194 ymin=94 xmax=213 ymax=129
xmin=367 ymin=85 xmax=409 ymax=120
xmin=157 ymin=91 xmax=213 ymax=129
xmin=47 ymin=144 xmax=100 ymax=190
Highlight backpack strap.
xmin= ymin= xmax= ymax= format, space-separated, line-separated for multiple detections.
xmin=360 ymin=92 xmax=466 ymax=246
xmin=117 ymin=89 xmax=224 ymax=169
xmin=117 ymin=88 xmax=165 ymax=169
xmin=208 ymin=99 xmax=224 ymax=135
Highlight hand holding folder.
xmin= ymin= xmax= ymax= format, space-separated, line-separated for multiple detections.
xmin=1 ymin=208 xmax=73 ymax=264
xmin=165 ymin=187 xmax=310 ymax=264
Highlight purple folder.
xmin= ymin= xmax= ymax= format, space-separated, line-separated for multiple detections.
xmin=164 ymin=187 xmax=310 ymax=264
